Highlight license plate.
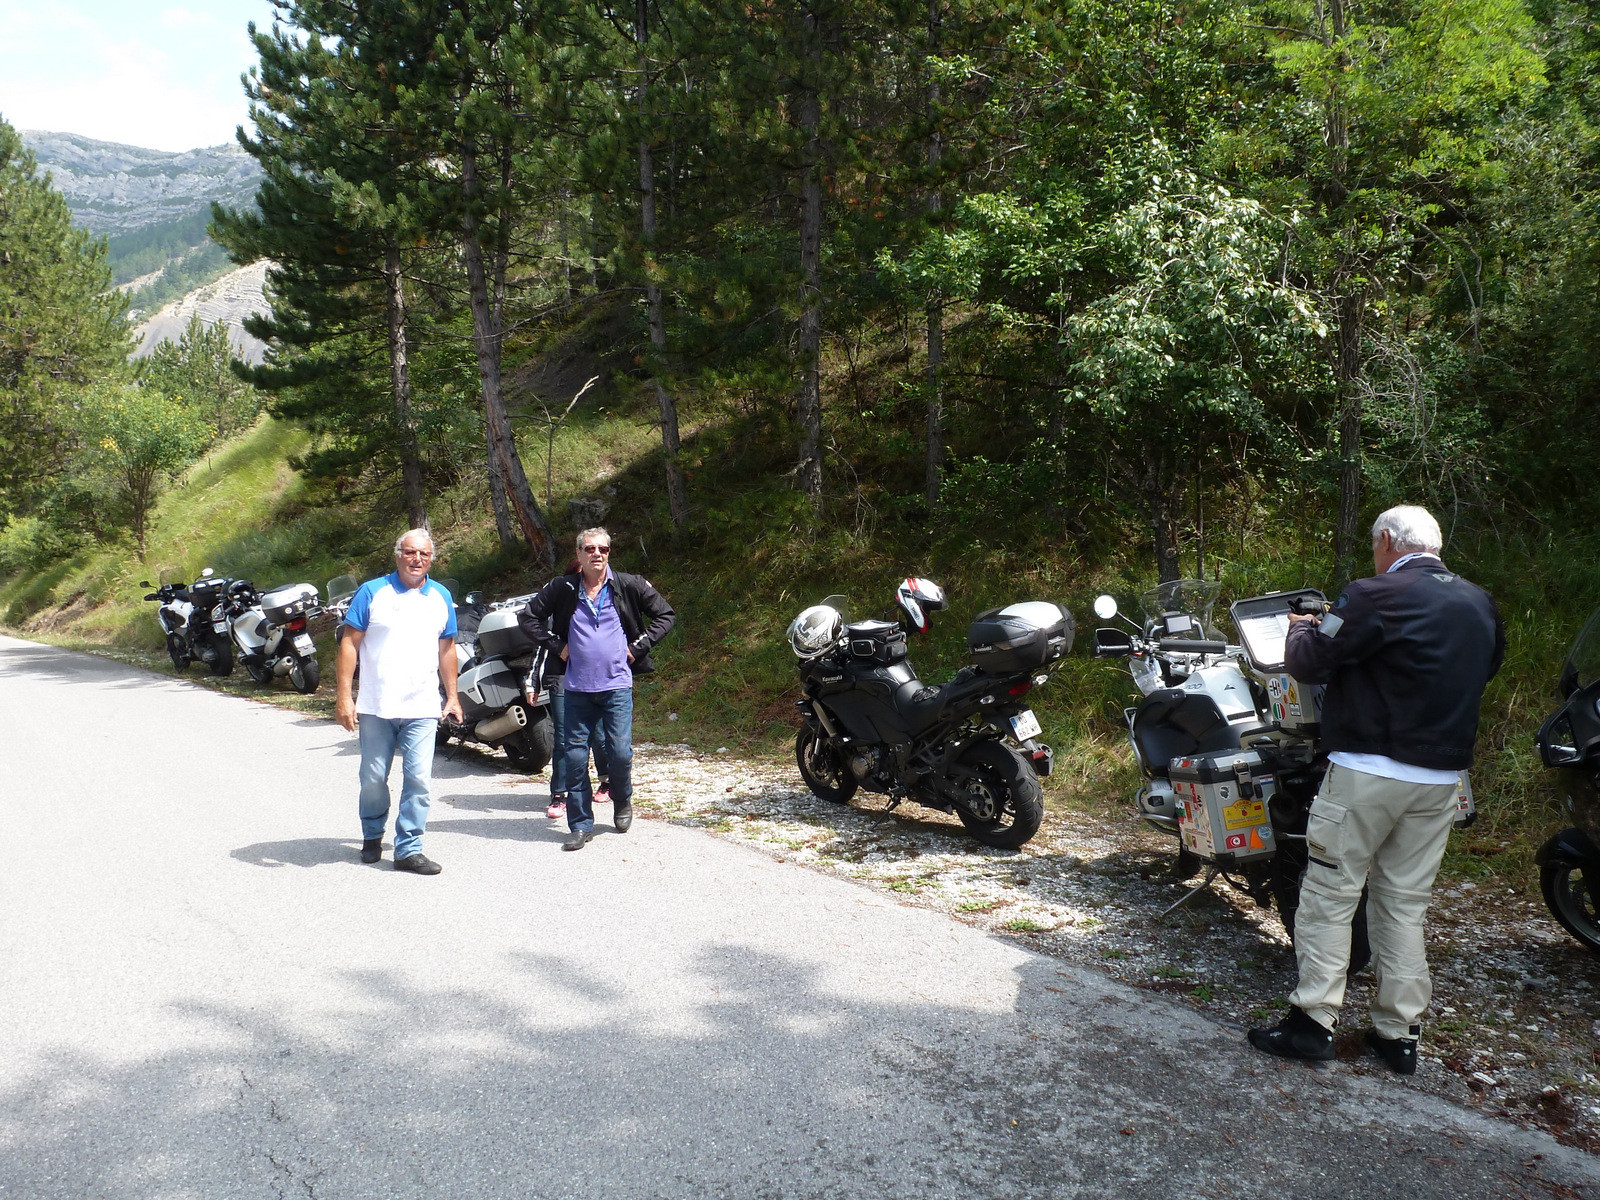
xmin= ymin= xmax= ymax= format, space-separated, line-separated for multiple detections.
xmin=1010 ymin=709 xmax=1041 ymax=740
xmin=293 ymin=633 xmax=314 ymax=654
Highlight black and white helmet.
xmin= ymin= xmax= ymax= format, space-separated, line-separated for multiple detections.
xmin=895 ymin=577 xmax=947 ymax=634
xmin=788 ymin=604 xmax=843 ymax=658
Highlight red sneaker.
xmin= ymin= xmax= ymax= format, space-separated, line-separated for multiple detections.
xmin=546 ymin=797 xmax=567 ymax=820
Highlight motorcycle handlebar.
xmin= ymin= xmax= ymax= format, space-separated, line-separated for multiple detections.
xmin=1155 ymin=638 xmax=1228 ymax=655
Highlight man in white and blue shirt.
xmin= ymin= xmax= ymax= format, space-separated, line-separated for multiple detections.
xmin=334 ymin=528 xmax=462 ymax=875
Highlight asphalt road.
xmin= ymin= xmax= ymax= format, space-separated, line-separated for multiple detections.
xmin=2 ymin=633 xmax=1597 ymax=1199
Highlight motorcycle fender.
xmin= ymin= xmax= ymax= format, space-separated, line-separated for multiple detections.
xmin=1021 ymin=738 xmax=1054 ymax=777
xmin=1535 ymin=827 xmax=1600 ymax=869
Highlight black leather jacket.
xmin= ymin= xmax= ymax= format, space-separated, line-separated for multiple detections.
xmin=1285 ymin=557 xmax=1505 ymax=770
xmin=517 ymin=570 xmax=676 ymax=677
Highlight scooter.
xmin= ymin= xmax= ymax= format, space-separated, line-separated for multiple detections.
xmin=437 ymin=591 xmax=556 ymax=772
xmin=223 ymin=577 xmax=323 ymax=694
xmin=1534 ymin=604 xmax=1600 ymax=954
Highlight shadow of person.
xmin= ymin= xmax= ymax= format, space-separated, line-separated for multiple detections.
xmin=230 ymin=838 xmax=362 ymax=868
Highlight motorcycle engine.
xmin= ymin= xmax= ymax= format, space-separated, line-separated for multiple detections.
xmin=848 ymin=746 xmax=883 ymax=784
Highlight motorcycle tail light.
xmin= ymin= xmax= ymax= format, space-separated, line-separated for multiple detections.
xmin=1008 ymin=680 xmax=1033 ymax=697
xmin=287 ymin=617 xmax=307 ymax=632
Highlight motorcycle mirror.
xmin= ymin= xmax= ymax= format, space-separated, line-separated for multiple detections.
xmin=465 ymin=592 xmax=482 ymax=605
xmin=200 ymin=567 xmax=215 ymax=578
xmin=139 ymin=581 xmax=152 ymax=589
xmin=1093 ymin=594 xmax=1118 ymax=621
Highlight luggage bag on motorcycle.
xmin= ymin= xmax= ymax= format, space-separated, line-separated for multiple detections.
xmin=967 ymin=602 xmax=1075 ymax=675
xmin=261 ymin=583 xmax=318 ymax=624
xmin=476 ymin=608 xmax=536 ymax=658
xmin=1168 ymin=749 xmax=1278 ymax=865
xmin=844 ymin=619 xmax=907 ymax=666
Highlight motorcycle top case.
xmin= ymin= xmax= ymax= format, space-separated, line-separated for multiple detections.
xmin=1167 ymin=749 xmax=1278 ymax=865
xmin=967 ymin=601 xmax=1074 ymax=675
xmin=476 ymin=608 xmax=537 ymax=659
xmin=844 ymin=619 xmax=908 ymax=666
xmin=261 ymin=582 xmax=318 ymax=625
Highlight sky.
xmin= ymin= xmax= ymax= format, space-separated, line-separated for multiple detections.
xmin=0 ymin=1 xmax=279 ymax=152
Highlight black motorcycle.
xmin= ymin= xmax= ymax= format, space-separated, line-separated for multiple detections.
xmin=142 ymin=567 xmax=233 ymax=676
xmin=1535 ymin=603 xmax=1600 ymax=954
xmin=788 ymin=578 xmax=1071 ymax=850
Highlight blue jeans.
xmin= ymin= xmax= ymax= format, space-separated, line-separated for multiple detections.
xmin=357 ymin=716 xmax=437 ymax=860
xmin=548 ymin=677 xmax=612 ymax=795
xmin=561 ymin=688 xmax=633 ymax=833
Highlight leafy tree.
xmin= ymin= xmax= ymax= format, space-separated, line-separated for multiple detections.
xmin=0 ymin=117 xmax=132 ymax=522
xmin=72 ymin=383 xmax=208 ymax=560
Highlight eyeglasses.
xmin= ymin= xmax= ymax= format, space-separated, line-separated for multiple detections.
xmin=398 ymin=549 xmax=433 ymax=560
xmin=581 ymin=544 xmax=611 ymax=555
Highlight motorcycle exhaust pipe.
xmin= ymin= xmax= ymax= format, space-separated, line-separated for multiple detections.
xmin=475 ymin=705 xmax=527 ymax=743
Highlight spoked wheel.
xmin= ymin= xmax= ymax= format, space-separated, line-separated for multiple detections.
xmin=1271 ymin=853 xmax=1372 ymax=974
xmin=795 ymin=724 xmax=857 ymax=804
xmin=289 ymin=655 xmax=320 ymax=694
xmin=951 ymin=740 xmax=1044 ymax=850
xmin=1542 ymin=863 xmax=1600 ymax=954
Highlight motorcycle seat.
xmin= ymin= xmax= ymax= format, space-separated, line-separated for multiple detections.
xmin=1131 ymin=688 xmax=1240 ymax=772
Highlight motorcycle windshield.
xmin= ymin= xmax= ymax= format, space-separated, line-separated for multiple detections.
xmin=820 ymin=594 xmax=852 ymax=624
xmin=1138 ymin=579 xmax=1223 ymax=640
xmin=158 ymin=567 xmax=188 ymax=587
xmin=1563 ymin=605 xmax=1600 ymax=695
xmin=326 ymin=574 xmax=359 ymax=604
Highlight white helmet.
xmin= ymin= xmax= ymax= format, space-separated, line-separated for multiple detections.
xmin=895 ymin=576 xmax=947 ymax=634
xmin=788 ymin=604 xmax=843 ymax=658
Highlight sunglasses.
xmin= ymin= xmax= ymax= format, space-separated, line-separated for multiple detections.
xmin=581 ymin=544 xmax=611 ymax=554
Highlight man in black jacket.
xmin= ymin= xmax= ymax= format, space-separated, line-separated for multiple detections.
xmin=517 ymin=528 xmax=675 ymax=850
xmin=1248 ymin=505 xmax=1504 ymax=1074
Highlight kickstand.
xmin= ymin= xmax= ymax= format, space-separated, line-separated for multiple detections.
xmin=872 ymin=797 xmax=904 ymax=825
xmin=1156 ymin=867 xmax=1220 ymax=922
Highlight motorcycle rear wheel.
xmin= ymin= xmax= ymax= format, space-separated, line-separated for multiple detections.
xmin=202 ymin=634 xmax=233 ymax=677
xmin=289 ymin=655 xmax=320 ymax=694
xmin=245 ymin=659 xmax=274 ymax=684
xmin=952 ymin=740 xmax=1043 ymax=850
xmin=1541 ymin=863 xmax=1600 ymax=954
xmin=505 ymin=711 xmax=555 ymax=774
xmin=796 ymin=724 xmax=857 ymax=804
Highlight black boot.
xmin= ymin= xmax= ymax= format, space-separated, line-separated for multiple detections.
xmin=1247 ymin=1006 xmax=1335 ymax=1063
xmin=1365 ymin=1027 xmax=1419 ymax=1075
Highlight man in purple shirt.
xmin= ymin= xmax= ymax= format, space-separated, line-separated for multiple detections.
xmin=518 ymin=528 xmax=676 ymax=850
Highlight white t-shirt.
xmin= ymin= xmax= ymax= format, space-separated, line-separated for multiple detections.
xmin=345 ymin=573 xmax=456 ymax=719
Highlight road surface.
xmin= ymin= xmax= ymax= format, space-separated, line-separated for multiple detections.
xmin=1 ymin=634 xmax=1595 ymax=1198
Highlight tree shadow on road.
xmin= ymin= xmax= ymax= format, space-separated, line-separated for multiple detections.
xmin=0 ymin=939 xmax=1580 ymax=1200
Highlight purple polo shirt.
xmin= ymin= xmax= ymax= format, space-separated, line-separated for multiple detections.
xmin=565 ymin=570 xmax=633 ymax=693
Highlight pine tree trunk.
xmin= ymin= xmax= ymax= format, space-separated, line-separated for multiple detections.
xmin=384 ymin=239 xmax=428 ymax=529
xmin=485 ymin=420 xmax=515 ymax=547
xmin=795 ymin=12 xmax=825 ymax=511
xmin=924 ymin=0 xmax=944 ymax=512
xmin=637 ymin=0 xmax=688 ymax=528
xmin=459 ymin=146 xmax=557 ymax=566
xmin=1332 ymin=288 xmax=1365 ymax=588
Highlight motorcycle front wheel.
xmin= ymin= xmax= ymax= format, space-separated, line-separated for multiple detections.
xmin=245 ymin=658 xmax=274 ymax=684
xmin=289 ymin=655 xmax=320 ymax=694
xmin=952 ymin=740 xmax=1043 ymax=850
xmin=201 ymin=634 xmax=233 ymax=677
xmin=167 ymin=634 xmax=191 ymax=671
xmin=796 ymin=724 xmax=857 ymax=804
xmin=1541 ymin=863 xmax=1600 ymax=954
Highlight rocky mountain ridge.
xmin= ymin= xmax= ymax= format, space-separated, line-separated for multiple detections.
xmin=20 ymin=130 xmax=262 ymax=237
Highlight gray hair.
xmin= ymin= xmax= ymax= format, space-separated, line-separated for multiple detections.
xmin=1371 ymin=505 xmax=1442 ymax=554
xmin=575 ymin=526 xmax=612 ymax=553
xmin=394 ymin=527 xmax=434 ymax=555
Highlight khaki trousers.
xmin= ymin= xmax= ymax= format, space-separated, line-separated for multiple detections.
xmin=1287 ymin=763 xmax=1458 ymax=1039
